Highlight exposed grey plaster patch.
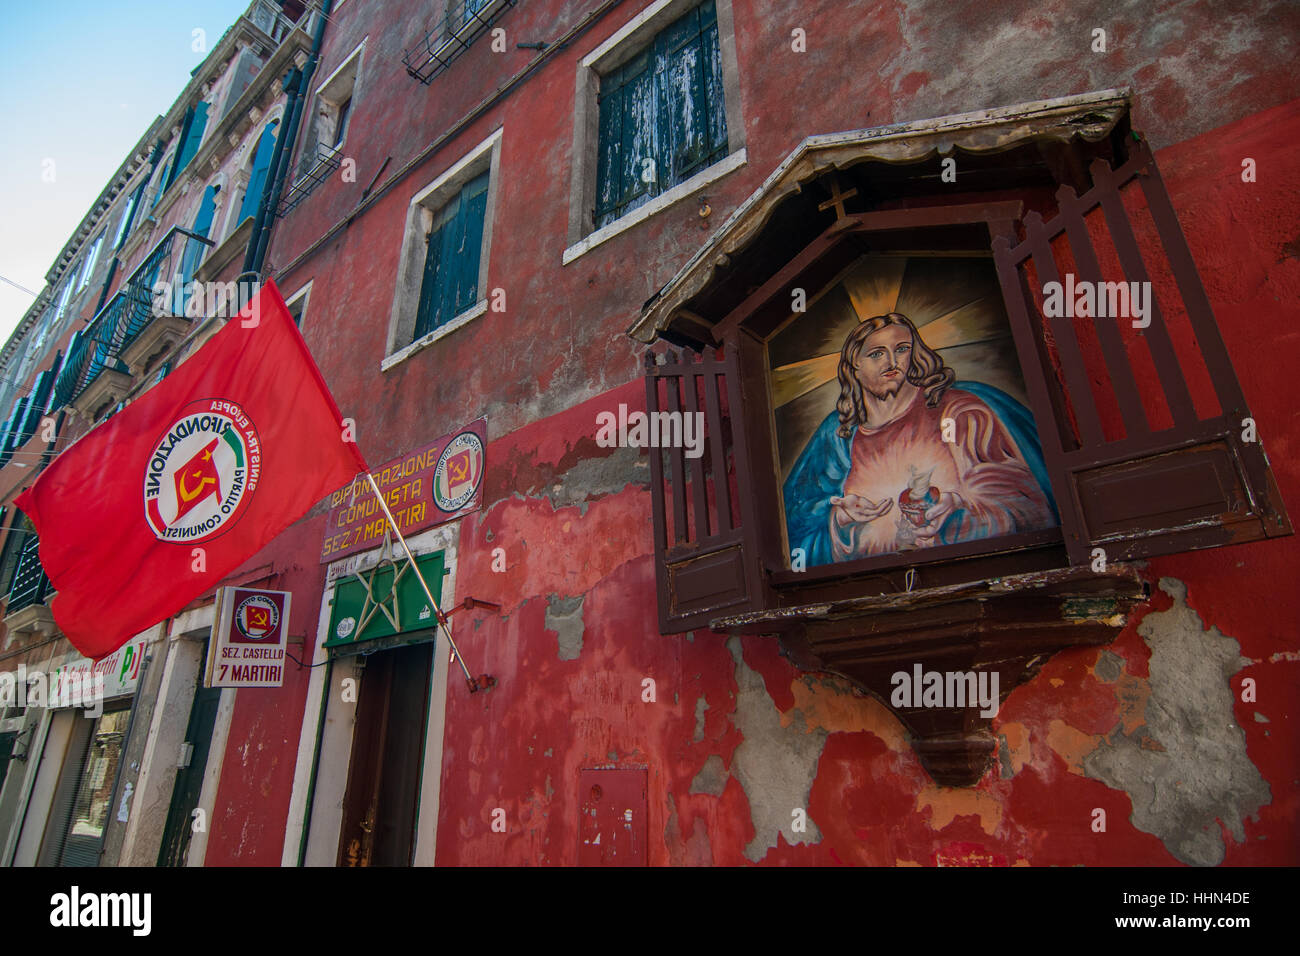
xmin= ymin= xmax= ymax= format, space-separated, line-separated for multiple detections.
xmin=1253 ymin=713 xmax=1269 ymax=723
xmin=607 ymin=750 xmax=618 ymax=761
xmin=543 ymin=747 xmax=553 ymax=756
xmin=485 ymin=446 xmax=649 ymax=518
xmin=543 ymin=445 xmax=649 ymax=515
xmin=1094 ymin=649 xmax=1124 ymax=683
xmin=1083 ymin=577 xmax=1270 ymax=867
xmin=545 ymin=775 xmax=554 ymax=799
xmin=725 ymin=636 xmax=827 ymax=861
xmin=545 ymin=594 xmax=585 ymax=661
xmin=485 ymin=528 xmax=494 ymax=542
xmin=693 ymin=695 xmax=710 ymax=742
xmin=997 ymin=734 xmax=1015 ymax=779
xmin=689 ymin=754 xmax=728 ymax=796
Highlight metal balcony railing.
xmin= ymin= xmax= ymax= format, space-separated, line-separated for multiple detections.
xmin=277 ymin=143 xmax=343 ymax=216
xmin=52 ymin=226 xmax=212 ymax=410
xmin=6 ymin=535 xmax=51 ymax=615
xmin=402 ymin=0 xmax=517 ymax=85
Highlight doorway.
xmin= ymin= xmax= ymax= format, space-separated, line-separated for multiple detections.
xmin=337 ymin=640 xmax=433 ymax=866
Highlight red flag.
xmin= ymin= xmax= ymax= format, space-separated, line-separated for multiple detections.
xmin=16 ymin=279 xmax=367 ymax=660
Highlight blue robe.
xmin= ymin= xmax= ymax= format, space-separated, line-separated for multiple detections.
xmin=782 ymin=382 xmax=1057 ymax=567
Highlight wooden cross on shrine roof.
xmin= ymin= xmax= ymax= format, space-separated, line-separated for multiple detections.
xmin=818 ymin=175 xmax=859 ymax=220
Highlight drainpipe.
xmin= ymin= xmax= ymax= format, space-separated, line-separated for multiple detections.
xmin=94 ymin=141 xmax=165 ymax=318
xmin=243 ymin=0 xmax=334 ymax=281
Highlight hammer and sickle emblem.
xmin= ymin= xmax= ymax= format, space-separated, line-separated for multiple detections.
xmin=449 ymin=455 xmax=470 ymax=484
xmin=178 ymin=454 xmax=218 ymax=502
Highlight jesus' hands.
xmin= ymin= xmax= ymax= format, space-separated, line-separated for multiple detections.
xmin=911 ymin=491 xmax=965 ymax=545
xmin=830 ymin=494 xmax=894 ymax=527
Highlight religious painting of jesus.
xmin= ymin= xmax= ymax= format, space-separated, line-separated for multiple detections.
xmin=773 ymin=253 xmax=1059 ymax=569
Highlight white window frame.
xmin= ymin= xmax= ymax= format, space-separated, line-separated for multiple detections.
xmin=308 ymin=38 xmax=366 ymax=170
xmin=381 ymin=127 xmax=503 ymax=371
xmin=563 ymin=0 xmax=746 ymax=264
xmin=284 ymin=280 xmax=312 ymax=331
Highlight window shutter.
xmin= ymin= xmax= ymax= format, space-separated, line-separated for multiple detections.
xmin=238 ymin=122 xmax=280 ymax=223
xmin=645 ymin=344 xmax=768 ymax=633
xmin=992 ymin=139 xmax=1291 ymax=565
xmin=168 ymin=102 xmax=211 ymax=189
xmin=177 ymin=185 xmax=219 ymax=297
xmin=456 ymin=173 xmax=490 ymax=314
xmin=18 ymin=369 xmax=54 ymax=443
xmin=414 ymin=220 xmax=446 ymax=340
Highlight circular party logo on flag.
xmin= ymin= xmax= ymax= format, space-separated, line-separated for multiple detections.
xmin=143 ymin=400 xmax=261 ymax=542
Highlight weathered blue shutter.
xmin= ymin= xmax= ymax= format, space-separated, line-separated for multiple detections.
xmin=595 ymin=79 xmax=625 ymax=227
xmin=593 ymin=1 xmax=725 ymax=228
xmin=152 ymin=156 xmax=174 ymax=208
xmin=622 ymin=53 xmax=657 ymax=219
xmin=167 ymin=101 xmax=211 ymax=190
xmin=20 ymin=370 xmax=54 ymax=441
xmin=114 ymin=182 xmax=146 ymax=249
xmin=239 ymin=121 xmax=280 ymax=224
xmin=434 ymin=195 xmax=467 ymax=327
xmin=415 ymin=219 xmax=447 ymax=340
xmin=454 ymin=172 xmax=489 ymax=314
xmin=413 ymin=171 xmax=490 ymax=340
xmin=4 ymin=399 xmax=28 ymax=454
xmin=177 ymin=185 xmax=218 ymax=312
xmin=700 ymin=2 xmax=728 ymax=162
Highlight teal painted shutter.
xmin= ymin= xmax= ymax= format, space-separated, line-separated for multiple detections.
xmin=593 ymin=1 xmax=725 ymax=229
xmin=19 ymin=369 xmax=54 ymax=441
xmin=167 ymin=102 xmax=211 ymax=190
xmin=620 ymin=53 xmax=657 ymax=222
xmin=433 ymin=194 xmax=466 ymax=327
xmin=413 ymin=171 xmax=490 ymax=341
xmin=113 ymin=183 xmax=146 ymax=249
xmin=152 ymin=156 xmax=174 ymax=208
xmin=454 ymin=171 xmax=489 ymax=315
xmin=414 ymin=219 xmax=447 ymax=340
xmin=177 ymin=185 xmax=218 ymax=311
xmin=239 ymin=122 xmax=280 ymax=223
xmin=595 ymin=78 xmax=625 ymax=227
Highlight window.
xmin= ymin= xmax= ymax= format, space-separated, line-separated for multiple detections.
xmin=285 ymin=281 xmax=311 ymax=328
xmin=566 ymin=0 xmax=744 ymax=260
xmin=332 ymin=97 xmax=352 ymax=149
xmin=238 ymin=120 xmax=281 ymax=224
xmin=113 ymin=182 xmax=147 ymax=249
xmin=384 ymin=129 xmax=501 ymax=366
xmin=414 ymin=171 xmax=489 ymax=340
xmin=595 ymin=0 xmax=727 ymax=228
xmin=77 ymin=234 xmax=104 ymax=292
xmin=165 ymin=102 xmax=211 ymax=193
xmin=310 ymin=40 xmax=365 ymax=166
xmin=151 ymin=153 xmax=175 ymax=210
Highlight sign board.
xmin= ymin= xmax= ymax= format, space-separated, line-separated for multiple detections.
xmin=319 ymin=419 xmax=486 ymax=563
xmin=325 ymin=550 xmax=446 ymax=650
xmin=50 ymin=637 xmax=149 ymax=703
xmin=205 ymin=587 xmax=291 ymax=688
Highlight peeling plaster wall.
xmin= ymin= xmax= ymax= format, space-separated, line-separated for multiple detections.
xmin=196 ymin=0 xmax=1300 ymax=866
xmin=430 ymin=95 xmax=1298 ymax=866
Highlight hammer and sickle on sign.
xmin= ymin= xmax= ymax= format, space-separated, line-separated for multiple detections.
xmin=449 ymin=453 xmax=471 ymax=484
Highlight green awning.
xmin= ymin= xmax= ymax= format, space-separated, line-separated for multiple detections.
xmin=325 ymin=550 xmax=447 ymax=654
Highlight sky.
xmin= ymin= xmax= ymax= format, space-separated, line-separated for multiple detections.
xmin=0 ymin=0 xmax=253 ymax=345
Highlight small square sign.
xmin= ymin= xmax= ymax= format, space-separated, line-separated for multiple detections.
xmin=205 ymin=587 xmax=292 ymax=688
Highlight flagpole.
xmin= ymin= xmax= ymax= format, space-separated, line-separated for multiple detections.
xmin=362 ymin=471 xmax=486 ymax=692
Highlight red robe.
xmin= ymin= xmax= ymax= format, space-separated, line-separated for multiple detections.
xmin=831 ymin=387 xmax=1053 ymax=559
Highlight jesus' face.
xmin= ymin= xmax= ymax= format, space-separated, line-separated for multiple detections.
xmin=854 ymin=324 xmax=914 ymax=401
